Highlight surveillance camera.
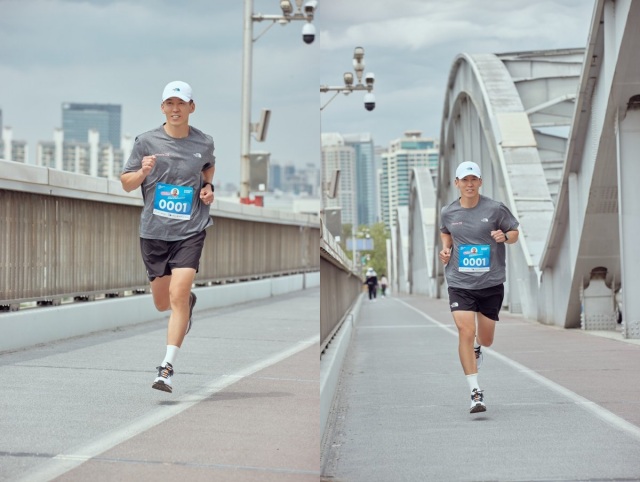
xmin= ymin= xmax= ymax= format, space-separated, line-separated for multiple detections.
xmin=364 ymin=93 xmax=376 ymax=111
xmin=280 ymin=0 xmax=293 ymax=14
xmin=365 ymin=72 xmax=375 ymax=87
xmin=343 ymin=72 xmax=354 ymax=86
xmin=304 ymin=0 xmax=318 ymax=16
xmin=301 ymin=22 xmax=316 ymax=44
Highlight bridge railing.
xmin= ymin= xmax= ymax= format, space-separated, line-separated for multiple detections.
xmin=320 ymin=218 xmax=361 ymax=351
xmin=0 ymin=160 xmax=319 ymax=310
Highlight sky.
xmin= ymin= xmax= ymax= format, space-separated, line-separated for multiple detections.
xmin=1 ymin=1 xmax=596 ymax=186
xmin=319 ymin=0 xmax=596 ymax=148
xmin=0 ymin=0 xmax=320 ymax=186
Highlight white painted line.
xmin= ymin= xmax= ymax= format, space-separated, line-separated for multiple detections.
xmin=18 ymin=334 xmax=319 ymax=482
xmin=395 ymin=297 xmax=640 ymax=442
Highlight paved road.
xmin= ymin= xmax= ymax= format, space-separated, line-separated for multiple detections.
xmin=0 ymin=287 xmax=319 ymax=482
xmin=322 ymin=294 xmax=640 ymax=482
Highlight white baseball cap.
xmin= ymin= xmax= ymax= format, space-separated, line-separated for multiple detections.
xmin=162 ymin=81 xmax=193 ymax=102
xmin=456 ymin=161 xmax=482 ymax=179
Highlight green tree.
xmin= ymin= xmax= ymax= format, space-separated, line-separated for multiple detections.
xmin=354 ymin=222 xmax=389 ymax=277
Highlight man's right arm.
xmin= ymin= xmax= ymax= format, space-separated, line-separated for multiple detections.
xmin=120 ymin=169 xmax=146 ymax=192
xmin=439 ymin=232 xmax=453 ymax=265
xmin=120 ymin=155 xmax=156 ymax=192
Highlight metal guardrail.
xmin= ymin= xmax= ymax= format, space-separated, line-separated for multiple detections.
xmin=0 ymin=160 xmax=319 ymax=310
xmin=320 ymin=218 xmax=361 ymax=352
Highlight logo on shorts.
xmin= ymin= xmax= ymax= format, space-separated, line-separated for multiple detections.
xmin=193 ymin=153 xmax=202 ymax=158
xmin=450 ymin=302 xmax=459 ymax=308
xmin=481 ymin=218 xmax=489 ymax=222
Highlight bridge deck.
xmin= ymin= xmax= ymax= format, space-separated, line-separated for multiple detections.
xmin=0 ymin=288 xmax=319 ymax=482
xmin=322 ymin=293 xmax=640 ymax=481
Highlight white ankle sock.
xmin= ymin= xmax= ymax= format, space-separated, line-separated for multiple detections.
xmin=466 ymin=373 xmax=480 ymax=393
xmin=162 ymin=345 xmax=179 ymax=367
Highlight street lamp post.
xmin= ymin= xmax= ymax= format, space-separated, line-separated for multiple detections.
xmin=240 ymin=0 xmax=317 ymax=204
xmin=320 ymin=46 xmax=377 ymax=272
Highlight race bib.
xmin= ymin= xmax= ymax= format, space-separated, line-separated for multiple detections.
xmin=153 ymin=183 xmax=193 ymax=220
xmin=458 ymin=244 xmax=490 ymax=272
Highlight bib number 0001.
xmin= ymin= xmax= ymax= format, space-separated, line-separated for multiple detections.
xmin=157 ymin=199 xmax=189 ymax=213
xmin=458 ymin=244 xmax=490 ymax=273
xmin=153 ymin=183 xmax=194 ymax=220
xmin=461 ymin=257 xmax=488 ymax=268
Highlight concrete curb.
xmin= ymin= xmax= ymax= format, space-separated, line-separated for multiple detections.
xmin=320 ymin=293 xmax=364 ymax=439
xmin=0 ymin=272 xmax=319 ymax=353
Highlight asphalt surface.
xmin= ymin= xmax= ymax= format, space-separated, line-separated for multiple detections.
xmin=0 ymin=287 xmax=319 ymax=482
xmin=321 ymin=293 xmax=640 ymax=482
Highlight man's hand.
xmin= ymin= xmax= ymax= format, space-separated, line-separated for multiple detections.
xmin=439 ymin=246 xmax=452 ymax=265
xmin=200 ymin=184 xmax=214 ymax=206
xmin=141 ymin=155 xmax=156 ymax=175
xmin=490 ymin=230 xmax=508 ymax=243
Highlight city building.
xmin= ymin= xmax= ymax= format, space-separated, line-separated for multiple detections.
xmin=380 ymin=131 xmax=439 ymax=229
xmin=37 ymin=128 xmax=133 ymax=179
xmin=62 ymin=103 xmax=122 ymax=149
xmin=342 ymin=133 xmax=378 ymax=226
xmin=321 ymin=133 xmax=358 ymax=227
xmin=269 ymin=162 xmax=320 ymax=197
xmin=1 ymin=126 xmax=29 ymax=163
xmin=269 ymin=163 xmax=283 ymax=191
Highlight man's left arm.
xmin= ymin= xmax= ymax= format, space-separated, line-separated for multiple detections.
xmin=200 ymin=165 xmax=215 ymax=204
xmin=202 ymin=165 xmax=215 ymax=185
xmin=504 ymin=229 xmax=519 ymax=244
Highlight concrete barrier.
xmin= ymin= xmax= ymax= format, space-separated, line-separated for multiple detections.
xmin=0 ymin=274 xmax=319 ymax=353
xmin=320 ymin=293 xmax=364 ymax=440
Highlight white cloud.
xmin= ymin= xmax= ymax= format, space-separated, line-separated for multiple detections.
xmin=319 ymin=0 xmax=595 ymax=147
xmin=0 ymin=0 xmax=319 ymax=186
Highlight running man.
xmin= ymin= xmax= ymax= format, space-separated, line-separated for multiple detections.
xmin=121 ymin=80 xmax=216 ymax=393
xmin=439 ymin=161 xmax=519 ymax=413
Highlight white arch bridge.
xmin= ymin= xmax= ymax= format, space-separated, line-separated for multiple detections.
xmin=394 ymin=0 xmax=640 ymax=338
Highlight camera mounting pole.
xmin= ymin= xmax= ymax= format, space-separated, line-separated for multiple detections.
xmin=240 ymin=0 xmax=317 ymax=204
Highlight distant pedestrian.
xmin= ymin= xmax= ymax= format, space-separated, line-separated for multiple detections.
xmin=379 ymin=274 xmax=389 ymax=297
xmin=364 ymin=267 xmax=378 ymax=301
xmin=439 ymin=161 xmax=519 ymax=414
xmin=121 ymin=80 xmax=216 ymax=393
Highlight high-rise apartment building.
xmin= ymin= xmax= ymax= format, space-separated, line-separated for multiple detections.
xmin=380 ymin=131 xmax=439 ymax=229
xmin=62 ymin=103 xmax=122 ymax=149
xmin=1 ymin=126 xmax=28 ymax=163
xmin=342 ymin=133 xmax=378 ymax=226
xmin=37 ymin=128 xmax=132 ymax=179
xmin=322 ymin=133 xmax=358 ymax=227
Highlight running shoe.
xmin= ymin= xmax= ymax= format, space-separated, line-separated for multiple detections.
xmin=470 ymin=388 xmax=486 ymax=413
xmin=186 ymin=292 xmax=197 ymax=335
xmin=152 ymin=363 xmax=174 ymax=393
xmin=474 ymin=345 xmax=483 ymax=369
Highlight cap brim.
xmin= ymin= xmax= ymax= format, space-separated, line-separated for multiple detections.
xmin=163 ymin=95 xmax=191 ymax=102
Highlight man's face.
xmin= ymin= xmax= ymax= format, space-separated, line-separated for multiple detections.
xmin=161 ymin=97 xmax=195 ymax=126
xmin=455 ymin=175 xmax=482 ymax=199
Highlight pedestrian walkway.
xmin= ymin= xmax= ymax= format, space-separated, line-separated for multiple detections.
xmin=0 ymin=288 xmax=319 ymax=482
xmin=321 ymin=293 xmax=640 ymax=481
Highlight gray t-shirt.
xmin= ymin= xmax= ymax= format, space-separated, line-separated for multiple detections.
xmin=122 ymin=125 xmax=215 ymax=241
xmin=440 ymin=195 xmax=519 ymax=290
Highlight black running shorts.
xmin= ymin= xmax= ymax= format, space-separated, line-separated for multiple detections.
xmin=447 ymin=284 xmax=504 ymax=321
xmin=140 ymin=230 xmax=207 ymax=282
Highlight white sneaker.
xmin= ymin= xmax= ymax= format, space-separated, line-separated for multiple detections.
xmin=152 ymin=363 xmax=173 ymax=393
xmin=470 ymin=388 xmax=486 ymax=413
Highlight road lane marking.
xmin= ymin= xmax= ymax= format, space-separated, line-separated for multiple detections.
xmin=395 ymin=297 xmax=640 ymax=442
xmin=17 ymin=334 xmax=319 ymax=482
